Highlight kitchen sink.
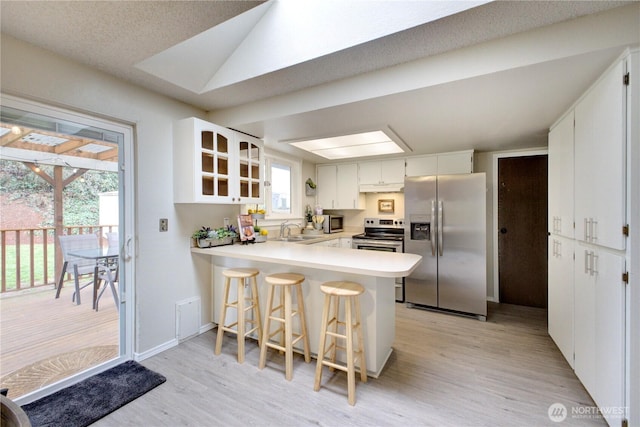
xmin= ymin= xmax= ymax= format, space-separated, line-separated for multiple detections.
xmin=272 ymin=235 xmax=322 ymax=242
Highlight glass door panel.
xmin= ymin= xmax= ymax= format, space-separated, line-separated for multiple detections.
xmin=0 ymin=95 xmax=133 ymax=402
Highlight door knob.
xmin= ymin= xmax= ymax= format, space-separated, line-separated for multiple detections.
xmin=500 ymin=228 xmax=507 ymax=234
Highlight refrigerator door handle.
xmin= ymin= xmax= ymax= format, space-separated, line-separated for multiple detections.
xmin=430 ymin=200 xmax=436 ymax=256
xmin=438 ymin=200 xmax=443 ymax=256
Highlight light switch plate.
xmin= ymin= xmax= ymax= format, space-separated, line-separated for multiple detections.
xmin=159 ymin=218 xmax=168 ymax=232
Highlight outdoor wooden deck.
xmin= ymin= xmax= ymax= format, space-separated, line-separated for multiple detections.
xmin=0 ymin=282 xmax=118 ymax=398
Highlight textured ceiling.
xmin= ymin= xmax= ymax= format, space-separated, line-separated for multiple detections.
xmin=0 ymin=1 xmax=629 ymax=110
xmin=1 ymin=1 xmax=638 ymax=161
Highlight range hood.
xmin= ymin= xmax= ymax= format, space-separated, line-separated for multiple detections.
xmin=359 ymin=183 xmax=404 ymax=193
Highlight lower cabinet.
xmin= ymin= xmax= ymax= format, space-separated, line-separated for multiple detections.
xmin=311 ymin=239 xmax=338 ymax=247
xmin=339 ymin=237 xmax=352 ymax=248
xmin=548 ymin=235 xmax=574 ymax=368
xmin=573 ymin=243 xmax=625 ymax=426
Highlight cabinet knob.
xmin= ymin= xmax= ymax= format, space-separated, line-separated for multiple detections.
xmin=500 ymin=228 xmax=507 ymax=234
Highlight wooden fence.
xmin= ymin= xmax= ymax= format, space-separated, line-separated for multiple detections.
xmin=0 ymin=225 xmax=117 ymax=293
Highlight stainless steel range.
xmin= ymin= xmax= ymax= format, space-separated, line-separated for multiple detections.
xmin=351 ymin=217 xmax=405 ymax=302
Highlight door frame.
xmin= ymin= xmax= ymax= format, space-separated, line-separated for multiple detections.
xmin=492 ymin=148 xmax=547 ymax=302
xmin=1 ymin=94 xmax=135 ymax=404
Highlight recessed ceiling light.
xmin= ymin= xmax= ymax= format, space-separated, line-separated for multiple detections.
xmin=289 ymin=130 xmax=407 ymax=160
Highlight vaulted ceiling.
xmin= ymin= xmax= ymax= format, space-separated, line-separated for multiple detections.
xmin=1 ymin=1 xmax=638 ymax=162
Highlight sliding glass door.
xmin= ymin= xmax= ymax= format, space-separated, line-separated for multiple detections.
xmin=0 ymin=94 xmax=134 ymax=403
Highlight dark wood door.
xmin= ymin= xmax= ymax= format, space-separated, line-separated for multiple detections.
xmin=498 ymin=155 xmax=548 ymax=308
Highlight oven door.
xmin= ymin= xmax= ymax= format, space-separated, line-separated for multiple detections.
xmin=351 ymin=238 xmax=405 ymax=302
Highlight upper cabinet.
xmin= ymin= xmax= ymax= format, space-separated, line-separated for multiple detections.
xmin=574 ymin=59 xmax=626 ymax=250
xmin=316 ymin=163 xmax=365 ymax=210
xmin=358 ymin=159 xmax=405 ymax=191
xmin=173 ymin=117 xmax=264 ymax=204
xmin=548 ymin=111 xmax=575 ymax=239
xmin=405 ymin=150 xmax=473 ymax=177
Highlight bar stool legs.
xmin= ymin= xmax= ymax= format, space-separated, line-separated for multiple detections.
xmin=259 ymin=273 xmax=310 ymax=381
xmin=314 ymin=281 xmax=367 ymax=406
xmin=214 ymin=268 xmax=262 ymax=363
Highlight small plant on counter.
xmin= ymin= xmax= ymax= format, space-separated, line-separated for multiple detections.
xmin=305 ymin=204 xmax=313 ymax=223
xmin=210 ymin=226 xmax=238 ymax=240
xmin=192 ymin=226 xmax=238 ymax=248
xmin=192 ymin=226 xmax=212 ymax=240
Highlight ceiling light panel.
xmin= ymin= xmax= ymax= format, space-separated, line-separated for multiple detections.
xmin=290 ymin=130 xmax=405 ymax=160
xmin=315 ymin=141 xmax=404 ymax=159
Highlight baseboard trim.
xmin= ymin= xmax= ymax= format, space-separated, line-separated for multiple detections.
xmin=134 ymin=339 xmax=178 ymax=362
xmin=134 ymin=322 xmax=215 ymax=362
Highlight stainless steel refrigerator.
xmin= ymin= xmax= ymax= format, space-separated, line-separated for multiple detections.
xmin=404 ymin=173 xmax=487 ymax=319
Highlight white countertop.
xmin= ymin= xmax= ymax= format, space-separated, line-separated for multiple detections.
xmin=191 ymin=241 xmax=422 ymax=278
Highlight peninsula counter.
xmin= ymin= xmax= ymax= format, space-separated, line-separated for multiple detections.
xmin=192 ymin=241 xmax=422 ymax=377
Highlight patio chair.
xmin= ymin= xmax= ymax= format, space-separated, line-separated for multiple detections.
xmin=95 ymin=261 xmax=119 ymax=312
xmin=105 ymin=231 xmax=119 ymax=249
xmin=55 ymin=234 xmax=100 ymax=305
xmin=94 ymin=231 xmax=120 ymax=311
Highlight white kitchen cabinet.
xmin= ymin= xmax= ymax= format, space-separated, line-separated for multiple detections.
xmin=405 ymin=154 xmax=437 ymax=177
xmin=547 ymin=236 xmax=574 ymax=368
xmin=573 ymin=243 xmax=625 ymax=426
xmin=358 ymin=159 xmax=405 ymax=190
xmin=311 ymin=239 xmax=338 ymax=247
xmin=316 ymin=163 xmax=365 ymax=209
xmin=574 ymin=59 xmax=626 ymax=250
xmin=339 ymin=237 xmax=352 ymax=248
xmin=316 ymin=164 xmax=337 ymax=211
xmin=327 ymin=239 xmax=340 ymax=248
xmin=548 ymin=111 xmax=574 ymax=239
xmin=405 ymin=150 xmax=473 ymax=177
xmin=437 ymin=151 xmax=474 ymax=175
xmin=173 ymin=117 xmax=264 ymax=204
xmin=546 ymin=51 xmax=634 ymax=426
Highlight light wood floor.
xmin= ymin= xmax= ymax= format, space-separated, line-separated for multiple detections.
xmin=0 ymin=283 xmax=119 ymax=394
xmin=96 ymin=303 xmax=604 ymax=426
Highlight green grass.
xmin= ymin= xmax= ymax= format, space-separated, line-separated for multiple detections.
xmin=1 ymin=243 xmax=56 ymax=291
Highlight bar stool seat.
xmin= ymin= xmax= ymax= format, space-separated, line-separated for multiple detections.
xmin=258 ymin=273 xmax=310 ymax=381
xmin=215 ymin=268 xmax=262 ymax=363
xmin=314 ymin=281 xmax=367 ymax=406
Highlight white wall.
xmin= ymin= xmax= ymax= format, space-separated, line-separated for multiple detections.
xmin=0 ymin=34 xmax=240 ymax=355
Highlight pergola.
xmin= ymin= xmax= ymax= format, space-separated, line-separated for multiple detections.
xmin=0 ymin=121 xmax=119 ymax=281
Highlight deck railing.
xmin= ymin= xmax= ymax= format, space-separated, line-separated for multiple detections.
xmin=0 ymin=225 xmax=117 ymax=293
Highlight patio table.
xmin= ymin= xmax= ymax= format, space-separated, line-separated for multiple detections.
xmin=67 ymin=248 xmax=119 ymax=310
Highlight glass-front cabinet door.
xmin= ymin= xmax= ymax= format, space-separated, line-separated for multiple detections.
xmin=194 ymin=121 xmax=235 ymax=203
xmin=237 ymin=136 xmax=263 ymax=204
xmin=201 ymin=128 xmax=231 ymax=201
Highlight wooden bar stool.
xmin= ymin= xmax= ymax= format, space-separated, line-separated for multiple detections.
xmin=258 ymin=273 xmax=311 ymax=381
xmin=214 ymin=268 xmax=262 ymax=363
xmin=314 ymin=281 xmax=367 ymax=406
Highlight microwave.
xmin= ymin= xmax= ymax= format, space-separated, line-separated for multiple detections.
xmin=323 ymin=215 xmax=344 ymax=233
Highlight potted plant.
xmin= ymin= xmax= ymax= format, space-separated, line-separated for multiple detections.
xmin=208 ymin=226 xmax=238 ymax=246
xmin=305 ymin=204 xmax=313 ymax=228
xmin=305 ymin=178 xmax=316 ymax=196
xmin=192 ymin=226 xmax=212 ymax=248
xmin=253 ymin=226 xmax=267 ymax=243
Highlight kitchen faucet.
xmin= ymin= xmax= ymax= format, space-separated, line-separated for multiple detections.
xmin=284 ymin=223 xmax=301 ymax=238
xmin=279 ymin=220 xmax=289 ymax=239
